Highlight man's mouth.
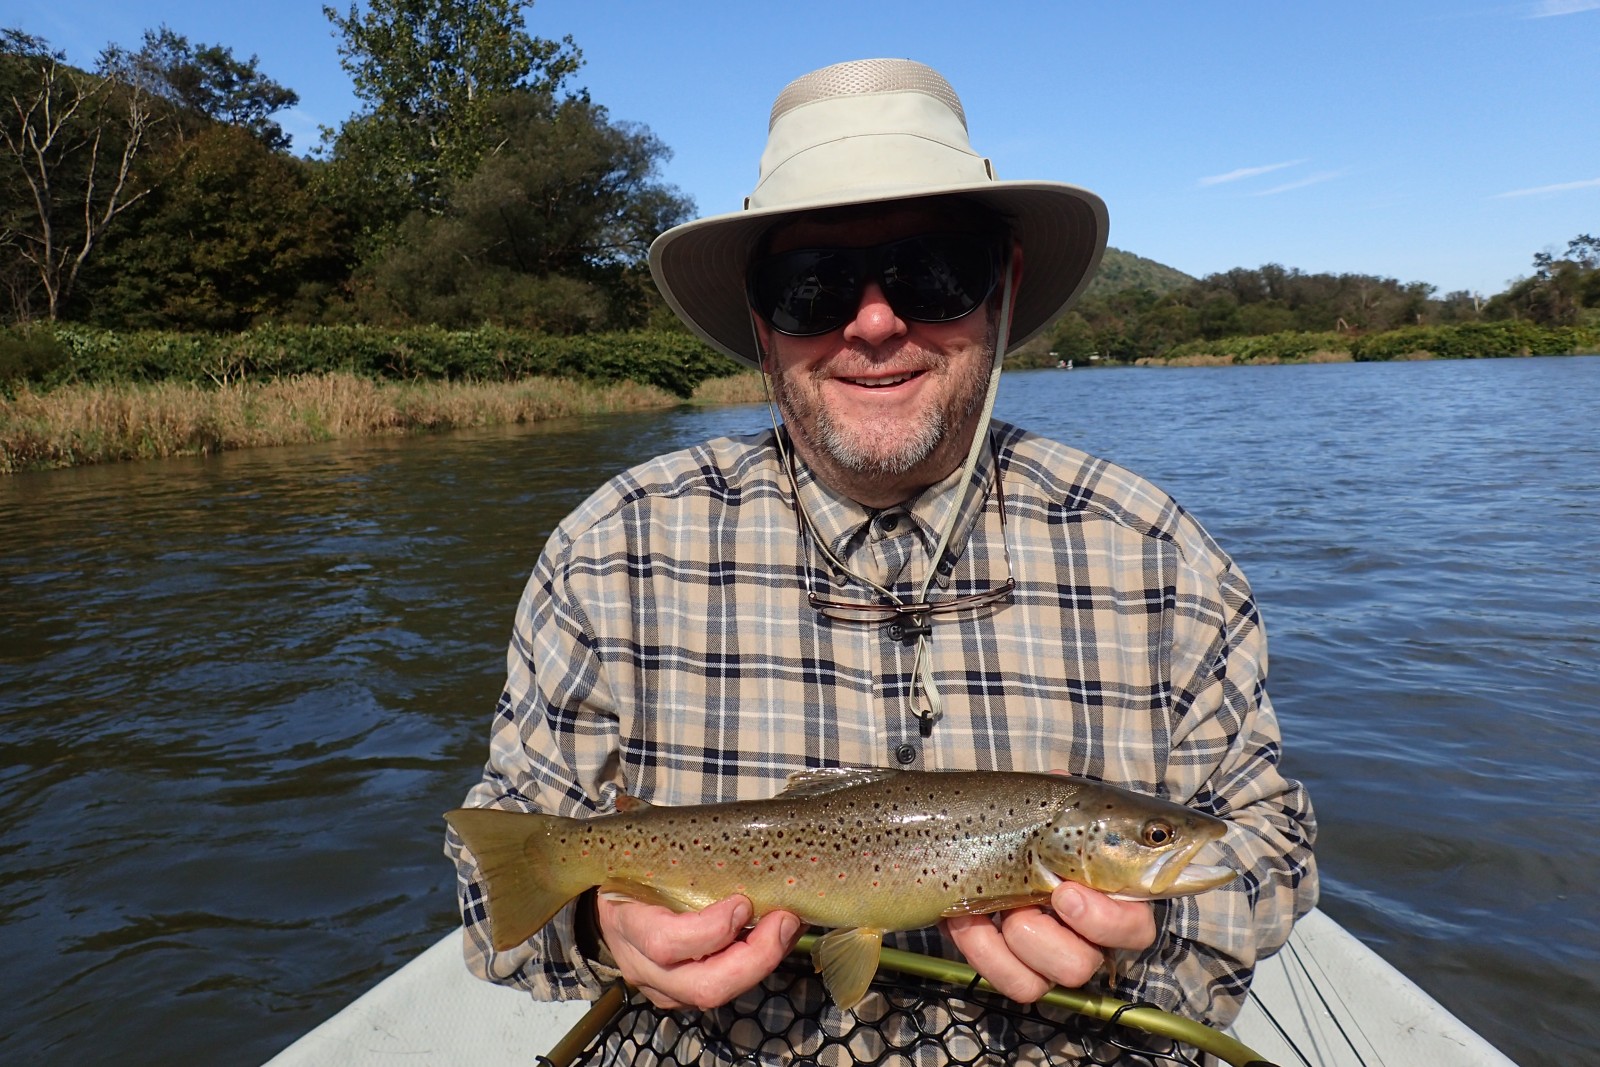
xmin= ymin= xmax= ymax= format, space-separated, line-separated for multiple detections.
xmin=839 ymin=371 xmax=922 ymax=388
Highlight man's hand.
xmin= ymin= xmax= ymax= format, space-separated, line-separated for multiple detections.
xmin=596 ymin=893 xmax=804 ymax=1011
xmin=943 ymin=882 xmax=1157 ymax=1003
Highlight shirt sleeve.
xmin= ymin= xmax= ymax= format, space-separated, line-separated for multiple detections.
xmin=1120 ymin=548 xmax=1319 ymax=1027
xmin=441 ymin=528 xmax=623 ymax=1000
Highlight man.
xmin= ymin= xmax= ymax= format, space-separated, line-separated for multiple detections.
xmin=447 ymin=58 xmax=1317 ymax=1062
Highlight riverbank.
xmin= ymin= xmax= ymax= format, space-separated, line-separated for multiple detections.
xmin=0 ymin=371 xmax=768 ymax=475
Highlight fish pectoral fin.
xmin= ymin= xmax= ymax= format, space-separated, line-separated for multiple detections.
xmin=596 ymin=879 xmax=699 ymax=914
xmin=811 ymin=927 xmax=884 ymax=1011
xmin=938 ymin=892 xmax=1052 ymax=918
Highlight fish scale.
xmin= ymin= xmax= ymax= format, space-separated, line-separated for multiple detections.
xmin=446 ymin=767 xmax=1235 ymax=1009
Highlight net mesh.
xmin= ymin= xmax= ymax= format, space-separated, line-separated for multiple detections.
xmin=770 ymin=59 xmax=967 ymax=131
xmin=567 ymin=961 xmax=1204 ymax=1067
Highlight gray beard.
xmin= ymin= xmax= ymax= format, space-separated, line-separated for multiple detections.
xmin=769 ymin=317 xmax=998 ymax=480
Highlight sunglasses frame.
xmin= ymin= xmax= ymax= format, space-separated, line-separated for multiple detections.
xmin=748 ymin=231 xmax=1007 ymax=338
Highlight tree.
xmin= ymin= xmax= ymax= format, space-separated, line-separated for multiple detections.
xmin=323 ymin=0 xmax=581 ymax=221
xmin=98 ymin=26 xmax=300 ymax=151
xmin=352 ymin=90 xmax=690 ymax=330
xmin=81 ymin=124 xmax=353 ymax=330
xmin=1 ymin=29 xmax=157 ymax=321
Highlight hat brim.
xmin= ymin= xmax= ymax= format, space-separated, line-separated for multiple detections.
xmin=649 ymin=182 xmax=1108 ymax=368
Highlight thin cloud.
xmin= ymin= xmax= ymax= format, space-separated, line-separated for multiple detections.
xmin=1253 ymin=171 xmax=1344 ymax=196
xmin=1494 ymin=176 xmax=1600 ymax=198
xmin=1527 ymin=0 xmax=1600 ymax=16
xmin=1199 ymin=160 xmax=1307 ymax=186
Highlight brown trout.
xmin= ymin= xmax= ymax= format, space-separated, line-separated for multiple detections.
xmin=445 ymin=767 xmax=1235 ymax=1008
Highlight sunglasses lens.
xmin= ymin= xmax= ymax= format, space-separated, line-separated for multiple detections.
xmin=881 ymin=234 xmax=998 ymax=323
xmin=750 ymin=249 xmax=862 ymax=336
xmin=751 ymin=234 xmax=999 ymax=336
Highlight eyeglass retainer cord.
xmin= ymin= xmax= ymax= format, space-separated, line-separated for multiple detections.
xmin=750 ymin=252 xmax=1016 ymax=739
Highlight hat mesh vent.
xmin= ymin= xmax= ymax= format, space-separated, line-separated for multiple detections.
xmin=769 ymin=58 xmax=967 ymax=131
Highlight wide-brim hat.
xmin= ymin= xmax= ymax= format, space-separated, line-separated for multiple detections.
xmin=649 ymin=58 xmax=1109 ymax=368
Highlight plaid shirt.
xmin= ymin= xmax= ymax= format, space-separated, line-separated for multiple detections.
xmin=446 ymin=420 xmax=1318 ymax=1057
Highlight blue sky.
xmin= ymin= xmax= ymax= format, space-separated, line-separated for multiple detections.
xmin=8 ymin=0 xmax=1598 ymax=297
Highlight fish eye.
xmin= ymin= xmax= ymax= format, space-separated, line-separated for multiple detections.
xmin=1141 ymin=819 xmax=1175 ymax=847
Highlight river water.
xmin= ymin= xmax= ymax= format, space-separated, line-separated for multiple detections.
xmin=1 ymin=356 xmax=1595 ymax=1065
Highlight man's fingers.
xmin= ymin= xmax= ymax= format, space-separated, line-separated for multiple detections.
xmin=606 ymin=894 xmax=752 ymax=966
xmin=943 ymin=913 xmax=1051 ymax=1003
xmin=998 ymin=906 xmax=1106 ymax=990
xmin=600 ymin=896 xmax=801 ymax=1012
xmin=1050 ymin=883 xmax=1157 ymax=951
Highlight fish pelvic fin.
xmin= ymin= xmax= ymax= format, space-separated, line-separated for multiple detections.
xmin=444 ymin=807 xmax=591 ymax=952
xmin=811 ymin=927 xmax=884 ymax=1011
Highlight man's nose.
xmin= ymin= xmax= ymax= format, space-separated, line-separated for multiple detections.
xmin=841 ymin=279 xmax=907 ymax=347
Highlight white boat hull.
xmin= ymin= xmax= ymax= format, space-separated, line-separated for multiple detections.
xmin=264 ymin=908 xmax=1513 ymax=1066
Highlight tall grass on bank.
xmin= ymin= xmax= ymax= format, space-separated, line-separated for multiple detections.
xmin=0 ymin=372 xmax=710 ymax=474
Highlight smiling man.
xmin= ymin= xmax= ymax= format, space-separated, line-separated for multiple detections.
xmin=446 ymin=58 xmax=1317 ymax=1065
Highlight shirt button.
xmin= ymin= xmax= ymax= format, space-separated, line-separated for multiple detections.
xmin=877 ymin=513 xmax=901 ymax=532
xmin=894 ymin=743 xmax=917 ymax=765
xmin=885 ymin=622 xmax=904 ymax=641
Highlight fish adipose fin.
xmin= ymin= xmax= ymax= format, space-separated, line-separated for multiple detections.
xmin=939 ymin=892 xmax=1052 ymax=918
xmin=811 ymin=926 xmax=885 ymax=1010
xmin=444 ymin=807 xmax=590 ymax=952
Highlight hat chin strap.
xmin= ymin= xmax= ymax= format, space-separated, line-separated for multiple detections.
xmin=755 ymin=254 xmax=1016 ymax=740
xmin=909 ymin=251 xmax=1011 ymax=735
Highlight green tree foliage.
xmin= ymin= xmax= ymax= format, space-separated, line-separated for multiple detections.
xmin=1083 ymin=247 xmax=1194 ymax=299
xmin=1484 ymin=235 xmax=1600 ymax=327
xmin=322 ymin=0 xmax=581 ymax=224
xmin=1 ymin=29 xmax=158 ymax=321
xmin=351 ymin=90 xmax=690 ymax=331
xmin=98 ymin=26 xmax=300 ymax=152
xmin=80 ymin=125 xmax=354 ymax=330
xmin=1051 ymin=263 xmax=1446 ymax=363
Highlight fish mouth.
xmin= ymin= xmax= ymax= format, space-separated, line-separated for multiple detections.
xmin=1106 ymin=849 xmax=1237 ymax=901
xmin=1033 ymin=845 xmax=1237 ymax=901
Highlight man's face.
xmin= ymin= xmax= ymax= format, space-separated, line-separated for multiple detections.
xmin=751 ymin=204 xmax=1016 ymax=508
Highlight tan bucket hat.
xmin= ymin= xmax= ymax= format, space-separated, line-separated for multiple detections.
xmin=648 ymin=58 xmax=1109 ymax=368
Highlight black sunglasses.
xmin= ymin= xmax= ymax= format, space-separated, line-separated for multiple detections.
xmin=748 ymin=232 xmax=1004 ymax=337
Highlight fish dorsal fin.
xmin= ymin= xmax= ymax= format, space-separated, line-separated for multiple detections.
xmin=811 ymin=927 xmax=884 ymax=1010
xmin=613 ymin=791 xmax=654 ymax=814
xmin=779 ymin=766 xmax=899 ymax=799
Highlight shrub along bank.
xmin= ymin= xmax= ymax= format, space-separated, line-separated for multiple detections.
xmin=0 ymin=324 xmax=743 ymax=399
xmin=1157 ymin=321 xmax=1599 ymax=366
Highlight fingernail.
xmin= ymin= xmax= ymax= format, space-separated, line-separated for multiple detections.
xmin=780 ymin=913 xmax=802 ymax=943
xmin=1054 ymin=883 xmax=1086 ymax=921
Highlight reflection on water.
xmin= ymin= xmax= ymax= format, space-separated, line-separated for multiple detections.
xmin=2 ymin=360 xmax=1595 ymax=1065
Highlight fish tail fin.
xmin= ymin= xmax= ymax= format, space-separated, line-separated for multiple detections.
xmin=445 ymin=806 xmax=591 ymax=952
xmin=811 ymin=927 xmax=885 ymax=1010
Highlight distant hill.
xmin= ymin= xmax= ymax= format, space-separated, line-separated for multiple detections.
xmin=1085 ymin=248 xmax=1195 ymax=297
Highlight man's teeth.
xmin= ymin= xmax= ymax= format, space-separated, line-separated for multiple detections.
xmin=844 ymin=373 xmax=916 ymax=387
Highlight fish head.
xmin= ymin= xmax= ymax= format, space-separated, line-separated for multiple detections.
xmin=1029 ymin=781 xmax=1237 ymax=900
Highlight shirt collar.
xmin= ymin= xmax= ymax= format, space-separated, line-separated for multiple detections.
xmin=786 ymin=426 xmax=998 ymax=592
